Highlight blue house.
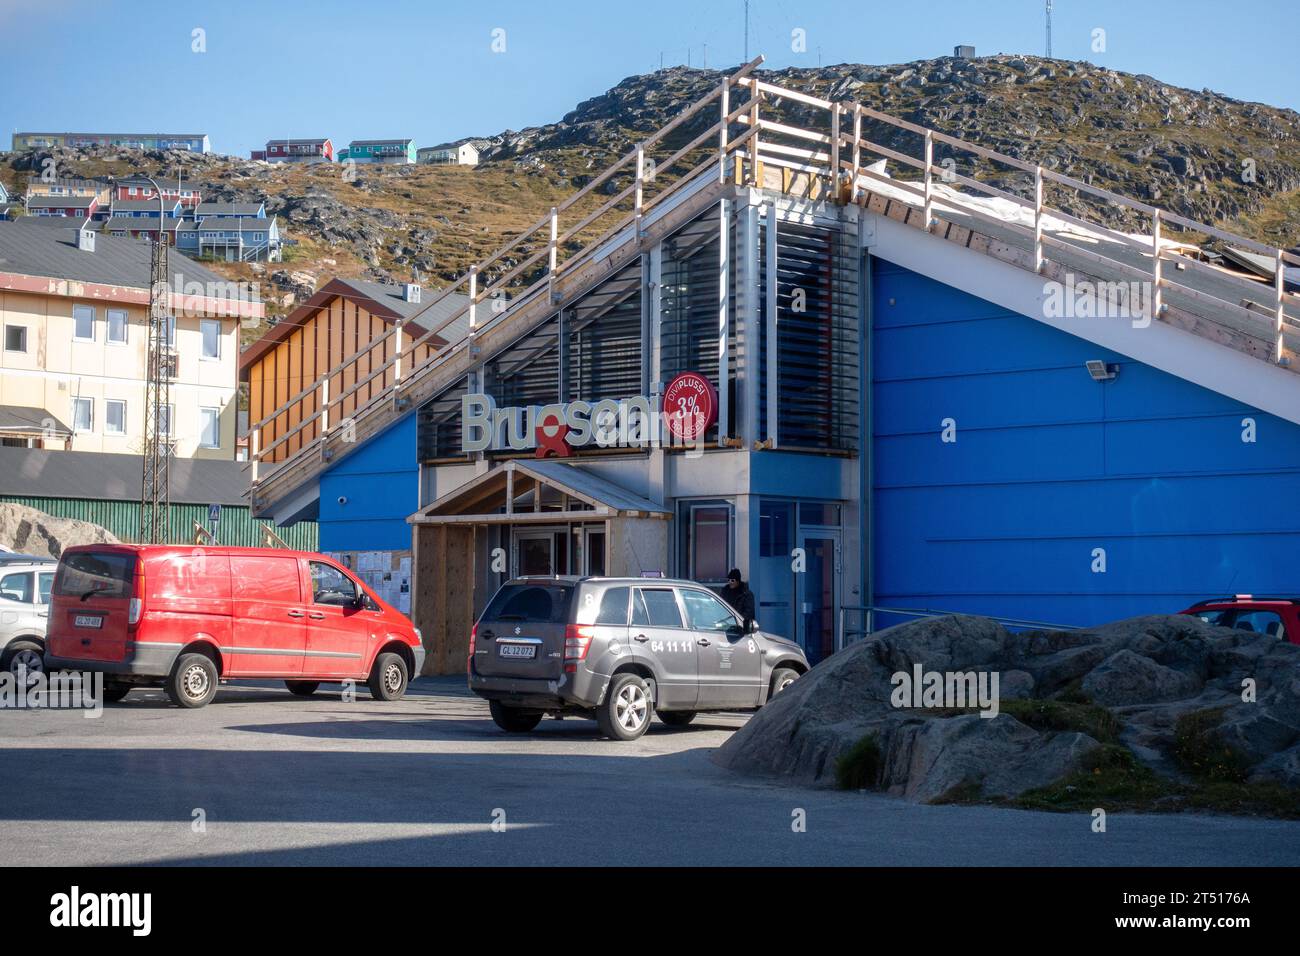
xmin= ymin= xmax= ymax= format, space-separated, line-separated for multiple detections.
xmin=177 ymin=202 xmax=281 ymax=262
xmin=110 ymin=198 xmax=183 ymax=219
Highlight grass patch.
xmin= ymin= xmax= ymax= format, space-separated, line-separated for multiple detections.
xmin=835 ymin=733 xmax=881 ymax=791
xmin=1173 ymin=707 xmax=1250 ymax=783
xmin=998 ymin=698 xmax=1121 ymax=745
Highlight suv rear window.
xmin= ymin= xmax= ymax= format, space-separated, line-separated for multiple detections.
xmin=55 ymin=551 xmax=135 ymax=600
xmin=483 ymin=584 xmax=574 ymax=623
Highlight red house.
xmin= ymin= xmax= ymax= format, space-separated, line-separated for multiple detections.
xmin=255 ymin=138 xmax=334 ymax=164
xmin=114 ymin=175 xmax=202 ymax=209
xmin=27 ymin=195 xmax=100 ymax=218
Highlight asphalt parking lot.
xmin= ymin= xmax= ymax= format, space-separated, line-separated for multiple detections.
xmin=3 ymin=676 xmax=1300 ymax=866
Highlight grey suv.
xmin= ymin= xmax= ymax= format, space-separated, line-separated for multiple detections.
xmin=469 ymin=576 xmax=809 ymax=740
xmin=0 ymin=559 xmax=57 ymax=686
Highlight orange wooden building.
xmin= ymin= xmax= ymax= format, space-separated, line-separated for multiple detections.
xmin=240 ymin=278 xmax=467 ymax=465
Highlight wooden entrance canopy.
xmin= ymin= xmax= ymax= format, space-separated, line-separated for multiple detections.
xmin=407 ymin=460 xmax=670 ymax=675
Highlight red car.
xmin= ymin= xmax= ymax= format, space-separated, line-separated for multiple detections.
xmin=45 ymin=545 xmax=424 ymax=707
xmin=1180 ymin=595 xmax=1300 ymax=645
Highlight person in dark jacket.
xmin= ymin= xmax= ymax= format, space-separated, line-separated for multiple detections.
xmin=722 ymin=568 xmax=755 ymax=631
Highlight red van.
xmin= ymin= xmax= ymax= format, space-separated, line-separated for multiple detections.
xmin=44 ymin=545 xmax=424 ymax=708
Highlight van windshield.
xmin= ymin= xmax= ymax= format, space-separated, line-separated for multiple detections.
xmin=55 ymin=551 xmax=135 ymax=600
xmin=482 ymin=584 xmax=573 ymax=623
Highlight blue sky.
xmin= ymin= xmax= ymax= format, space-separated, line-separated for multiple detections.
xmin=1 ymin=0 xmax=1295 ymax=157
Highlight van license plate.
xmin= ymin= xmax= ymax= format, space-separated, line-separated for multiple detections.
xmin=498 ymin=644 xmax=536 ymax=660
xmin=74 ymin=615 xmax=103 ymax=629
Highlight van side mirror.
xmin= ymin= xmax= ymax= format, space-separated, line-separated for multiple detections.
xmin=351 ymin=592 xmax=367 ymax=610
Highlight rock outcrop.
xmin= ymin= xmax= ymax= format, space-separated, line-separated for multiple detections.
xmin=0 ymin=503 xmax=119 ymax=559
xmin=714 ymin=614 xmax=1300 ymax=801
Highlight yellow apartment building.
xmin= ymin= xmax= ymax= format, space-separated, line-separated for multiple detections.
xmin=0 ymin=218 xmax=262 ymax=458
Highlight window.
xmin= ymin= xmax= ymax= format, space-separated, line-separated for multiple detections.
xmin=160 ymin=404 xmax=173 ymax=436
xmin=200 ymin=318 xmax=220 ymax=359
xmin=199 ymin=407 xmax=220 ymax=448
xmin=1233 ymin=611 xmax=1287 ymax=640
xmin=482 ymin=584 xmax=574 ymax=623
xmin=759 ymin=500 xmax=793 ymax=557
xmin=54 ymin=551 xmax=136 ymax=600
xmin=162 ymin=316 xmax=175 ymax=346
xmin=633 ymin=588 xmax=684 ymax=628
xmin=73 ymin=304 xmax=95 ymax=341
xmin=72 ymin=398 xmax=93 ymax=432
xmin=107 ymin=309 xmax=128 ymax=344
xmin=105 ymin=400 xmax=126 ymax=435
xmin=37 ymin=572 xmax=54 ymax=604
xmin=594 ymin=587 xmax=630 ymax=626
xmin=682 ymin=503 xmax=732 ymax=584
xmin=0 ymin=572 xmax=33 ymax=603
xmin=679 ymin=588 xmax=739 ymax=632
xmin=1192 ymin=609 xmax=1229 ymax=626
xmin=4 ymin=325 xmax=27 ymax=352
xmin=309 ymin=561 xmax=358 ymax=607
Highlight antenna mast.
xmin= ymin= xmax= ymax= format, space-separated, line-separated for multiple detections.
xmin=1045 ymin=0 xmax=1053 ymax=58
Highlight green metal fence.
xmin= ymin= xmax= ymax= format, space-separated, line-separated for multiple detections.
xmin=0 ymin=496 xmax=318 ymax=550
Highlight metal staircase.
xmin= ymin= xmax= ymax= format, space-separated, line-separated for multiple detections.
xmin=248 ymin=57 xmax=1300 ymax=515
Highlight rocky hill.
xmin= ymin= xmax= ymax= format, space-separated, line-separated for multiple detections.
xmin=4 ymin=55 xmax=1298 ymax=342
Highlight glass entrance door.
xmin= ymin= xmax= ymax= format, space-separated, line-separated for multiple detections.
xmin=514 ymin=531 xmax=555 ymax=576
xmin=797 ymin=532 xmax=840 ymax=666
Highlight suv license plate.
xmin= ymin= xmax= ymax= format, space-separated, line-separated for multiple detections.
xmin=74 ymin=615 xmax=103 ymax=629
xmin=498 ymin=643 xmax=537 ymax=660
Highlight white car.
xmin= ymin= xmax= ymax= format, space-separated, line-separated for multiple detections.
xmin=0 ymin=560 xmax=58 ymax=685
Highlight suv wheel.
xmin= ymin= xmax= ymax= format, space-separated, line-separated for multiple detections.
xmin=285 ymin=680 xmax=320 ymax=697
xmin=165 ymin=653 xmax=219 ymax=708
xmin=489 ymin=700 xmax=543 ymax=733
xmin=598 ymin=673 xmax=653 ymax=741
xmin=2 ymin=640 xmax=44 ymax=688
xmin=367 ymin=652 xmax=409 ymax=701
xmin=658 ymin=710 xmax=696 ymax=727
xmin=769 ymin=667 xmax=799 ymax=700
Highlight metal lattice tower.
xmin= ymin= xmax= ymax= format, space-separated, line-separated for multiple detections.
xmin=1045 ymin=0 xmax=1053 ymax=58
xmin=139 ymin=236 xmax=172 ymax=543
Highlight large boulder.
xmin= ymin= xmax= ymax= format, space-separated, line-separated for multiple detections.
xmin=0 ymin=503 xmax=119 ymax=559
xmin=714 ymin=613 xmax=1300 ymax=801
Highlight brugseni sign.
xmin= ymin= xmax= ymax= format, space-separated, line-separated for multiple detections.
xmin=462 ymin=371 xmax=718 ymax=458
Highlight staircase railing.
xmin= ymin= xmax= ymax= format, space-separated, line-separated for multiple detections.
xmin=739 ymin=76 xmax=1299 ymax=365
xmin=250 ymin=58 xmax=1300 ymax=495
xmin=249 ymin=55 xmax=767 ymax=483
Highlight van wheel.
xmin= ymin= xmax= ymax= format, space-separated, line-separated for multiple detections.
xmin=489 ymin=700 xmax=543 ymax=733
xmin=3 ymin=640 xmax=44 ymax=688
xmin=165 ymin=653 xmax=219 ymax=708
xmin=368 ymin=653 xmax=408 ymax=701
xmin=769 ymin=667 xmax=799 ymax=700
xmin=285 ymin=681 xmax=320 ymax=697
xmin=658 ymin=710 xmax=696 ymax=727
xmin=102 ymin=682 xmax=132 ymax=703
xmin=597 ymin=674 xmax=653 ymax=741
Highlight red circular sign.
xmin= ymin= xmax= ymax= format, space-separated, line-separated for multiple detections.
xmin=662 ymin=372 xmax=717 ymax=442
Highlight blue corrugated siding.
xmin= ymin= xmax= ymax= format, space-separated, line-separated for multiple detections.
xmin=871 ymin=257 xmax=1300 ymax=626
xmin=318 ymin=413 xmax=418 ymax=552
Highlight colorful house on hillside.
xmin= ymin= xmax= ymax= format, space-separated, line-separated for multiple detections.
xmin=339 ymin=139 xmax=416 ymax=165
xmin=109 ymin=198 xmax=184 ymax=219
xmin=176 ymin=202 xmax=281 ymax=262
xmin=103 ymin=215 xmax=184 ymax=244
xmin=114 ymin=175 xmax=202 ymax=210
xmin=27 ymin=195 xmax=101 ymax=218
xmin=12 ymin=132 xmax=210 ymax=152
xmin=417 ymin=142 xmax=479 ymax=166
xmin=252 ymin=138 xmax=334 ymax=164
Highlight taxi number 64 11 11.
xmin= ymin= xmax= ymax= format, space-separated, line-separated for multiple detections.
xmin=649 ymin=640 xmax=693 ymax=654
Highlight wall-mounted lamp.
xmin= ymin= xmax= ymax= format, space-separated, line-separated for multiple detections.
xmin=1085 ymin=360 xmax=1119 ymax=382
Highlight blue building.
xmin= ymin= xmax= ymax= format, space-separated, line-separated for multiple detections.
xmin=242 ymin=68 xmax=1300 ymax=672
xmin=176 ymin=203 xmax=281 ymax=262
